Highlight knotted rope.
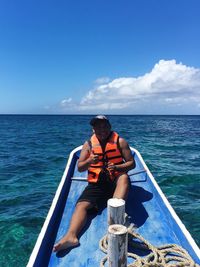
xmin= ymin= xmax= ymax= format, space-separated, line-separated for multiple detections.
xmin=99 ymin=228 xmax=200 ymax=267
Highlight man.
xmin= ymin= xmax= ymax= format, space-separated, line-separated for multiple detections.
xmin=53 ymin=115 xmax=135 ymax=252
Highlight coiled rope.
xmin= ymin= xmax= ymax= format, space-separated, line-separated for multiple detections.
xmin=99 ymin=229 xmax=200 ymax=267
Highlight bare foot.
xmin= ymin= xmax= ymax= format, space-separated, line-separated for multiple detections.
xmin=53 ymin=235 xmax=79 ymax=252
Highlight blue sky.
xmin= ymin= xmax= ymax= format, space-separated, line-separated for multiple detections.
xmin=0 ymin=0 xmax=200 ymax=114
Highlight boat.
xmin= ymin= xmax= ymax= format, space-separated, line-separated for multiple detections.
xmin=27 ymin=146 xmax=200 ymax=266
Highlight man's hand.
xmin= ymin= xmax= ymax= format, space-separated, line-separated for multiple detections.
xmin=88 ymin=151 xmax=99 ymax=164
xmin=107 ymin=162 xmax=116 ymax=171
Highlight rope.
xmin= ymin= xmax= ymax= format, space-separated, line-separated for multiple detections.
xmin=99 ymin=229 xmax=200 ymax=267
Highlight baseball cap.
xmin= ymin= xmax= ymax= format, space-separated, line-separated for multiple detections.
xmin=90 ymin=115 xmax=110 ymax=126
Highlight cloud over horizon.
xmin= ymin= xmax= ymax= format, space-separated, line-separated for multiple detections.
xmin=57 ymin=59 xmax=200 ymax=114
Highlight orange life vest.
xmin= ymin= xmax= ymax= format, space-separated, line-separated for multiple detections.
xmin=88 ymin=131 xmax=124 ymax=183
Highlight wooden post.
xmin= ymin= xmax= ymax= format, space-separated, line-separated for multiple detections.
xmin=107 ymin=198 xmax=125 ymax=225
xmin=108 ymin=224 xmax=128 ymax=267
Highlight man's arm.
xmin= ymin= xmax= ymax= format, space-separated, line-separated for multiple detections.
xmin=78 ymin=141 xmax=99 ymax=172
xmin=107 ymin=137 xmax=135 ymax=172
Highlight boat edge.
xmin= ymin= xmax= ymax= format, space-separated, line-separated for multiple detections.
xmin=131 ymin=146 xmax=200 ymax=260
xmin=26 ymin=145 xmax=83 ymax=267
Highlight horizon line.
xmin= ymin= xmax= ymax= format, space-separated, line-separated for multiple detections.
xmin=0 ymin=113 xmax=200 ymax=116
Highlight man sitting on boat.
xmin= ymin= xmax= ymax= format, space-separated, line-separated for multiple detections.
xmin=53 ymin=115 xmax=135 ymax=252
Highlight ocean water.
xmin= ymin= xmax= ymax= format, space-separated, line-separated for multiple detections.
xmin=0 ymin=114 xmax=199 ymax=266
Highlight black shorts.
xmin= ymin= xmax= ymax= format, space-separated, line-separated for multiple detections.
xmin=77 ymin=172 xmax=117 ymax=210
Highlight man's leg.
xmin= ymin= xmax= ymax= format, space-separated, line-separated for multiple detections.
xmin=53 ymin=201 xmax=93 ymax=252
xmin=113 ymin=174 xmax=130 ymax=200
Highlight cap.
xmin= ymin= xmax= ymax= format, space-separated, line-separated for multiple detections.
xmin=90 ymin=115 xmax=110 ymax=126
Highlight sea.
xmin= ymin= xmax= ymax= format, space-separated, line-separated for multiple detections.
xmin=0 ymin=115 xmax=200 ymax=267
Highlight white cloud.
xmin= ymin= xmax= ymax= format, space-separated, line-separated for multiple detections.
xmin=94 ymin=77 xmax=110 ymax=85
xmin=54 ymin=98 xmax=77 ymax=113
xmin=80 ymin=60 xmax=200 ymax=114
xmin=60 ymin=98 xmax=72 ymax=106
xmin=54 ymin=59 xmax=200 ymax=114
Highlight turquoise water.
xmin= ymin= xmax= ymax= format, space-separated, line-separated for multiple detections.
xmin=0 ymin=115 xmax=199 ymax=266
